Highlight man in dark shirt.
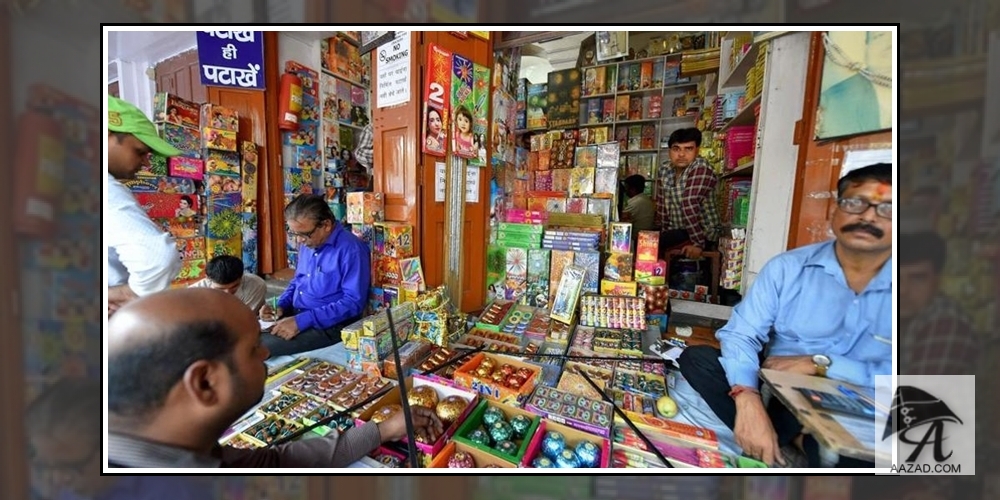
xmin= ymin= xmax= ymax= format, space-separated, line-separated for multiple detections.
xmin=107 ymin=288 xmax=442 ymax=468
xmin=259 ymin=194 xmax=370 ymax=357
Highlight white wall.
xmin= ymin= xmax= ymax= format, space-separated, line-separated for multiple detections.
xmin=278 ymin=32 xmax=322 ymax=72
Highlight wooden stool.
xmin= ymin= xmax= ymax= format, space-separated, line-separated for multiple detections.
xmin=664 ymin=248 xmax=721 ymax=303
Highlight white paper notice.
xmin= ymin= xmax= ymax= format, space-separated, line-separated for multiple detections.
xmin=465 ymin=166 xmax=480 ymax=203
xmin=434 ymin=162 xmax=446 ymax=202
xmin=375 ymin=31 xmax=411 ymax=108
xmin=840 ymin=148 xmax=893 ymax=179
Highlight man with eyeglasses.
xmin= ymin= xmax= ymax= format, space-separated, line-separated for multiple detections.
xmin=679 ymin=163 xmax=892 ymax=468
xmin=258 ymin=194 xmax=370 ymax=357
xmin=106 ymin=96 xmax=183 ymax=317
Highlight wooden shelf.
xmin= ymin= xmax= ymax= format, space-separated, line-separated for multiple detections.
xmin=718 ymin=42 xmax=758 ymax=90
xmin=321 ymin=68 xmax=367 ymax=88
xmin=721 ymin=160 xmax=754 ymax=178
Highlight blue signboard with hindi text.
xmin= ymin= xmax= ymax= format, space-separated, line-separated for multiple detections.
xmin=196 ymin=31 xmax=265 ymax=89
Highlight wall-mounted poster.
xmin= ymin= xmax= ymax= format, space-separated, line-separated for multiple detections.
xmin=423 ymin=43 xmax=452 ymax=157
xmin=595 ymin=31 xmax=628 ymax=61
xmin=360 ymin=31 xmax=395 ymax=55
xmin=451 ymin=52 xmax=477 ymax=158
xmin=815 ymin=31 xmax=893 ymax=139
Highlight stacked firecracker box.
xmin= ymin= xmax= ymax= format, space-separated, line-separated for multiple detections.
xmin=282 ymin=61 xmax=323 ymax=269
xmin=126 ymin=93 xmax=257 ymax=286
xmin=201 ymin=103 xmax=243 ymax=266
xmin=634 ymin=230 xmax=670 ymax=333
xmin=127 ymin=93 xmax=205 ymax=285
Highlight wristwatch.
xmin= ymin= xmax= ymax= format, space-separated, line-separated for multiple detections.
xmin=812 ymin=354 xmax=832 ymax=377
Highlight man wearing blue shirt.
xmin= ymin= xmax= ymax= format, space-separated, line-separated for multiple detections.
xmin=679 ymin=163 xmax=892 ymax=468
xmin=259 ymin=194 xmax=370 ymax=357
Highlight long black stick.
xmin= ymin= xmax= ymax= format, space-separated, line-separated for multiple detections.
xmin=386 ymin=306 xmax=420 ymax=468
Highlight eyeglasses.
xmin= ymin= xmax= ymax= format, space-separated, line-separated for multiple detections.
xmin=838 ymin=197 xmax=892 ymax=219
xmin=287 ymin=221 xmax=324 ymax=240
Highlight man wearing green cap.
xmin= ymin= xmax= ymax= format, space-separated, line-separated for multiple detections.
xmin=107 ymin=95 xmax=184 ymax=317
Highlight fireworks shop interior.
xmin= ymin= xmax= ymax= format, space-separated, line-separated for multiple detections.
xmin=98 ymin=28 xmax=895 ymax=474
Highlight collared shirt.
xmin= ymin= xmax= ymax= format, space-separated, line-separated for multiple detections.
xmin=354 ymin=124 xmax=374 ymax=171
xmin=107 ymin=173 xmax=181 ymax=294
xmin=278 ymin=222 xmax=370 ymax=331
xmin=190 ymin=272 xmax=268 ymax=312
xmin=900 ymin=294 xmax=979 ymax=375
xmin=623 ymin=193 xmax=655 ymax=233
xmin=654 ymin=157 xmax=721 ymax=248
xmin=717 ymin=240 xmax=892 ymax=389
xmin=108 ymin=421 xmax=381 ymax=468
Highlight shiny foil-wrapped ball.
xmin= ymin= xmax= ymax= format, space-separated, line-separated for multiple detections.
xmin=495 ymin=440 xmax=518 ymax=456
xmin=555 ymin=449 xmax=581 ymax=468
xmin=505 ymin=376 xmax=523 ymax=390
xmin=407 ymin=385 xmax=440 ymax=409
xmin=482 ymin=406 xmax=506 ymax=427
xmin=532 ymin=456 xmax=555 ymax=468
xmin=371 ymin=404 xmax=402 ymax=424
xmin=575 ymin=440 xmax=601 ymax=467
xmin=468 ymin=428 xmax=491 ymax=447
xmin=435 ymin=395 xmax=470 ymax=424
xmin=447 ymin=450 xmax=476 ymax=468
xmin=541 ymin=431 xmax=565 ymax=459
xmin=489 ymin=420 xmax=514 ymax=444
xmin=499 ymin=364 xmax=515 ymax=377
xmin=509 ymin=415 xmax=532 ymax=439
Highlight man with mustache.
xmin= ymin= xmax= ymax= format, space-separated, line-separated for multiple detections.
xmin=679 ymin=163 xmax=892 ymax=468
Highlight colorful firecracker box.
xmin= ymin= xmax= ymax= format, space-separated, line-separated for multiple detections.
xmin=201 ymin=103 xmax=240 ymax=132
xmin=636 ymin=230 xmax=659 ymax=262
xmin=374 ymin=222 xmax=414 ymax=258
xmin=152 ymin=92 xmax=200 ymax=130
xmin=600 ymin=279 xmax=638 ymax=296
xmin=373 ymin=255 xmax=402 ymax=286
xmin=346 ymin=192 xmax=385 ymax=224
xmin=525 ymin=385 xmax=613 ymax=438
xmin=357 ymin=319 xmax=413 ymax=363
xmin=521 ymin=418 xmax=612 ymax=468
xmin=452 ymin=399 xmax=542 ymax=465
xmin=358 ymin=375 xmax=479 ymax=465
xmin=339 ymin=316 xmax=365 ymax=350
xmin=168 ymin=156 xmax=204 ymax=179
xmin=615 ymin=411 xmax=719 ymax=450
xmin=578 ymin=295 xmax=646 ymax=330
xmin=204 ymin=150 xmax=241 ymax=175
xmin=157 ymin=123 xmax=201 ymax=157
xmin=382 ymin=339 xmax=435 ymax=379
xmin=634 ymin=259 xmax=667 ymax=285
xmin=203 ymin=127 xmax=238 ymax=152
xmin=362 ymin=302 xmax=416 ymax=337
xmin=454 ymin=353 xmax=540 ymax=407
xmin=476 ymin=300 xmax=515 ymax=331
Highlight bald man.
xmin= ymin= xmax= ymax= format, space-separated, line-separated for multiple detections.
xmin=107 ymin=288 xmax=443 ymax=468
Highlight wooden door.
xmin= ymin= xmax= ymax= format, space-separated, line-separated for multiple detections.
xmin=153 ymin=34 xmax=282 ymax=274
xmin=108 ymin=80 xmax=120 ymax=97
xmin=416 ymin=32 xmax=492 ymax=312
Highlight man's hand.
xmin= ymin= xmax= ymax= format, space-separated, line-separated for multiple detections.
xmin=762 ymin=355 xmax=815 ymax=376
xmin=108 ymin=285 xmax=139 ymax=318
xmin=269 ymin=317 xmax=300 ymax=340
xmin=259 ymin=303 xmax=283 ymax=321
xmin=377 ymin=405 xmax=444 ymax=443
xmin=681 ymin=244 xmax=703 ymax=259
xmin=733 ymin=391 xmax=786 ymax=466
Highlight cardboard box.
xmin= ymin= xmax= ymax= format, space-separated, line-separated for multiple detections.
xmin=382 ymin=339 xmax=434 ymax=379
xmin=358 ymin=320 xmax=412 ymax=362
xmin=616 ymin=411 xmax=719 ymax=450
xmin=203 ymin=127 xmax=238 ymax=152
xmin=526 ymin=385 xmax=613 ymax=437
xmin=340 ymin=316 xmax=366 ymax=350
xmin=157 ymin=123 xmax=201 ymax=156
xmin=611 ymin=424 xmax=726 ymax=468
xmin=453 ymin=400 xmax=542 ymax=465
xmin=374 ymin=222 xmax=414 ymax=258
xmin=346 ymin=192 xmax=385 ymax=225
xmin=201 ymin=103 xmax=240 ymax=132
xmin=362 ymin=302 xmax=416 ymax=337
xmin=521 ymin=419 xmax=611 ymax=468
xmin=454 ymin=353 xmax=539 ymax=407
xmin=152 ymin=92 xmax=200 ymax=130
xmin=357 ymin=375 xmax=479 ymax=459
xmin=429 ymin=440 xmax=516 ymax=468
